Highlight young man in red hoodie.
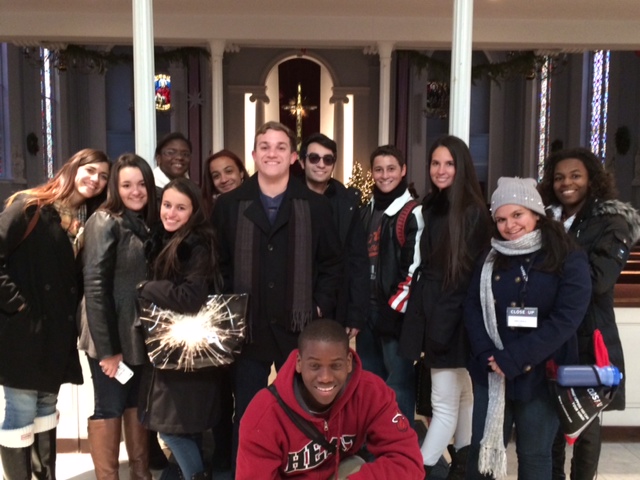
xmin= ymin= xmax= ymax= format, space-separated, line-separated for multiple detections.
xmin=237 ymin=319 xmax=423 ymax=479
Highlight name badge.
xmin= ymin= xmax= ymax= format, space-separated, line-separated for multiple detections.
xmin=506 ymin=307 xmax=538 ymax=328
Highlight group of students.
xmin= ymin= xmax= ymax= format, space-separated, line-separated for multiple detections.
xmin=0 ymin=120 xmax=637 ymax=480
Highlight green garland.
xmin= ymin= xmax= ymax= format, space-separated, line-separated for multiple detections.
xmin=43 ymin=45 xmax=210 ymax=74
xmin=408 ymin=50 xmax=561 ymax=83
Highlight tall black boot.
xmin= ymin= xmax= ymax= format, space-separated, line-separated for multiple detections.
xmin=551 ymin=426 xmax=567 ymax=480
xmin=1 ymin=446 xmax=32 ymax=480
xmin=31 ymin=429 xmax=57 ymax=480
xmin=0 ymin=423 xmax=35 ymax=480
xmin=447 ymin=444 xmax=470 ymax=480
xmin=31 ymin=411 xmax=59 ymax=480
xmin=571 ymin=417 xmax=601 ymax=480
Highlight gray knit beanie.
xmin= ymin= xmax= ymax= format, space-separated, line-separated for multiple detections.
xmin=490 ymin=177 xmax=545 ymax=219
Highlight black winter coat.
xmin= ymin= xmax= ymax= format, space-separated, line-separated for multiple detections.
xmin=78 ymin=209 xmax=150 ymax=365
xmin=0 ymin=199 xmax=83 ymax=393
xmin=561 ymin=198 xmax=640 ymax=410
xmin=324 ymin=180 xmax=368 ymax=330
xmin=400 ymin=192 xmax=491 ymax=367
xmin=212 ymin=175 xmax=342 ymax=363
xmin=138 ymin=232 xmax=221 ymax=434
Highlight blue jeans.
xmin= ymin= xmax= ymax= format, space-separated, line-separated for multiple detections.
xmin=356 ymin=307 xmax=415 ymax=427
xmin=2 ymin=387 xmax=57 ymax=430
xmin=159 ymin=432 xmax=204 ymax=478
xmin=87 ymin=356 xmax=143 ymax=419
xmin=467 ymin=381 xmax=559 ymax=480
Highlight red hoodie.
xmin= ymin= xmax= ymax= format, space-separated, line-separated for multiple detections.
xmin=237 ymin=349 xmax=424 ymax=479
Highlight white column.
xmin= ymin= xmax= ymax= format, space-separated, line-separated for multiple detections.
xmin=132 ymin=0 xmax=157 ymax=166
xmin=249 ymin=87 xmax=270 ymax=129
xmin=209 ymin=39 xmax=225 ymax=152
xmin=330 ymin=93 xmax=348 ymax=182
xmin=377 ymin=42 xmax=394 ymax=146
xmin=449 ymin=0 xmax=474 ymax=144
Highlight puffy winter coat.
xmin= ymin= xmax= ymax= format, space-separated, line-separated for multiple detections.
xmin=561 ymin=198 xmax=640 ymax=410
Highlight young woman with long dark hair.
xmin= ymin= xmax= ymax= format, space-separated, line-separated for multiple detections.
xmin=0 ymin=149 xmax=109 ymax=479
xmin=79 ymin=153 xmax=158 ymax=479
xmin=138 ymin=178 xmax=222 ymax=480
xmin=400 ymin=135 xmax=491 ymax=478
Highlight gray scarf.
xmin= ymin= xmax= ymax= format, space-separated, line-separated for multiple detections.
xmin=478 ymin=230 xmax=542 ymax=479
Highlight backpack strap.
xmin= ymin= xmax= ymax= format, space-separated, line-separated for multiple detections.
xmin=395 ymin=200 xmax=418 ymax=247
xmin=268 ymin=384 xmax=337 ymax=455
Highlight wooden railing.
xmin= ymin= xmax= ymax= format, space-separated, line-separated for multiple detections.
xmin=614 ymin=247 xmax=640 ymax=307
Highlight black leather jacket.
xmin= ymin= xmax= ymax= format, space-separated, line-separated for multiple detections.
xmin=79 ymin=209 xmax=150 ymax=365
xmin=361 ymin=189 xmax=423 ymax=336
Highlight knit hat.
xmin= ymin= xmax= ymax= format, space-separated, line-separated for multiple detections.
xmin=490 ymin=177 xmax=545 ymax=218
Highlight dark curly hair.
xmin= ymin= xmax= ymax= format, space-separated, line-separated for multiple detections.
xmin=538 ymin=147 xmax=617 ymax=206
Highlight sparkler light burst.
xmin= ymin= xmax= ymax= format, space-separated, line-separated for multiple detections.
xmin=139 ymin=294 xmax=248 ymax=371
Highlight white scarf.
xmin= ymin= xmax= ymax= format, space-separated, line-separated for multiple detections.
xmin=478 ymin=230 xmax=542 ymax=479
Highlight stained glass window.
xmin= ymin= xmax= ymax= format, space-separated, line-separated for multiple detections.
xmin=155 ymin=74 xmax=171 ymax=111
xmin=41 ymin=48 xmax=55 ymax=179
xmin=537 ymin=56 xmax=552 ymax=180
xmin=0 ymin=44 xmax=6 ymax=178
xmin=590 ymin=50 xmax=610 ymax=161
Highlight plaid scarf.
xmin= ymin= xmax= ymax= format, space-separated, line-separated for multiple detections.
xmin=234 ymin=198 xmax=313 ymax=338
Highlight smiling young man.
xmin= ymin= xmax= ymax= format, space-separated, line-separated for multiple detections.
xmin=236 ymin=319 xmax=424 ymax=480
xmin=212 ymin=122 xmax=343 ymax=472
xmin=358 ymin=145 xmax=423 ymax=428
xmin=299 ymin=133 xmax=369 ymax=340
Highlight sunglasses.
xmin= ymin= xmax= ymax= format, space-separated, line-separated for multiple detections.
xmin=306 ymin=153 xmax=336 ymax=166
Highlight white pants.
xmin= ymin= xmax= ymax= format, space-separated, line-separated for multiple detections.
xmin=420 ymin=367 xmax=473 ymax=466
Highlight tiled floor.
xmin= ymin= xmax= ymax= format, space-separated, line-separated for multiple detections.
xmin=0 ymin=439 xmax=637 ymax=479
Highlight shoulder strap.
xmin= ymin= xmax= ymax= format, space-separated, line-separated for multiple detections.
xmin=268 ymin=384 xmax=337 ymax=455
xmin=19 ymin=208 xmax=40 ymax=246
xmin=395 ymin=200 xmax=418 ymax=247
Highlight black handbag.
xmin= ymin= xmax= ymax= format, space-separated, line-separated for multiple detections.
xmin=415 ymin=356 xmax=433 ymax=417
xmin=139 ymin=293 xmax=248 ymax=371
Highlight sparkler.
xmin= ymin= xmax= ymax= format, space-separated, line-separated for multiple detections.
xmin=139 ymin=294 xmax=248 ymax=371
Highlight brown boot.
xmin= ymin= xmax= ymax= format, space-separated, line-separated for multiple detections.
xmin=88 ymin=417 xmax=122 ymax=480
xmin=122 ymin=408 xmax=152 ymax=480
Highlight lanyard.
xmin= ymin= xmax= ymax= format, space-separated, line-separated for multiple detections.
xmin=518 ymin=256 xmax=536 ymax=307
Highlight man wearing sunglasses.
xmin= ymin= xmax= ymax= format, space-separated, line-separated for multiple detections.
xmin=299 ymin=133 xmax=368 ymax=341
